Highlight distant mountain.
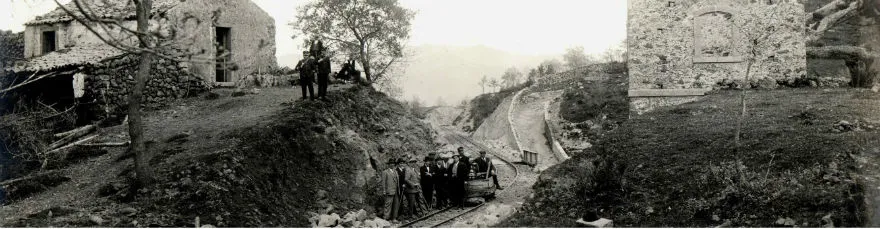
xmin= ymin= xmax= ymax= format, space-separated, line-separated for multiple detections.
xmin=275 ymin=45 xmax=556 ymax=106
xmin=400 ymin=44 xmax=554 ymax=106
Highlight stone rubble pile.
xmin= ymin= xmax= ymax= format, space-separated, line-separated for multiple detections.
xmin=309 ymin=209 xmax=392 ymax=228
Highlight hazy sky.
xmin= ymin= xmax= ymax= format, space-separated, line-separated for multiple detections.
xmin=1 ymin=0 xmax=626 ymax=105
xmin=1 ymin=0 xmax=625 ymax=58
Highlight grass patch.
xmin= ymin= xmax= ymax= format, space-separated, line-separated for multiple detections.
xmin=504 ymin=88 xmax=874 ymax=227
xmin=559 ymin=73 xmax=628 ymax=123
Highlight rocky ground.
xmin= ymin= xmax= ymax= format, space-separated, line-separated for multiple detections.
xmin=1 ymin=84 xmax=440 ymax=227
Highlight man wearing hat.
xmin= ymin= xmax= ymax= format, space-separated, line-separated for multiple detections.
xmin=380 ymin=158 xmax=401 ymax=221
xmin=419 ymin=156 xmax=436 ymax=209
xmin=433 ymin=156 xmax=449 ymax=209
xmin=395 ymin=157 xmax=409 ymax=218
xmin=403 ymin=156 xmax=428 ymax=217
xmin=474 ymin=151 xmax=503 ymax=190
xmin=294 ymin=50 xmax=315 ymax=100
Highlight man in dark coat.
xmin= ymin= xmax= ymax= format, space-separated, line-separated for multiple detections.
xmin=448 ymin=154 xmax=470 ymax=208
xmin=432 ymin=156 xmax=449 ymax=209
xmin=314 ymin=41 xmax=332 ymax=100
xmin=419 ymin=156 xmax=435 ymax=208
xmin=293 ymin=50 xmax=315 ymax=100
xmin=474 ymin=151 xmax=503 ymax=190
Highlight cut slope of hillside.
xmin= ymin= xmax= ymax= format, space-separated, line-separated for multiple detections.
xmin=511 ymin=90 xmax=564 ymax=171
xmin=1 ymin=86 xmax=436 ymax=227
xmin=502 ymin=88 xmax=872 ymax=227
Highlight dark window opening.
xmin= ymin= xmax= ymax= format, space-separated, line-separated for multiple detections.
xmin=42 ymin=31 xmax=57 ymax=55
xmin=215 ymin=27 xmax=232 ymax=82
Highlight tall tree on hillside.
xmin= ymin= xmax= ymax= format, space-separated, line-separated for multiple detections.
xmin=501 ymin=67 xmax=522 ymax=89
xmin=527 ymin=68 xmax=538 ymax=82
xmin=539 ymin=59 xmax=562 ymax=75
xmin=563 ymin=46 xmax=590 ymax=70
xmin=293 ymin=0 xmax=416 ymax=85
xmin=488 ymin=78 xmax=500 ymax=92
xmin=479 ymin=75 xmax=489 ymax=94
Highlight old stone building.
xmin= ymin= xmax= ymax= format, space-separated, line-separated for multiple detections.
xmin=20 ymin=0 xmax=277 ymax=86
xmin=7 ymin=0 xmax=277 ymax=118
xmin=627 ymin=0 xmax=807 ymax=114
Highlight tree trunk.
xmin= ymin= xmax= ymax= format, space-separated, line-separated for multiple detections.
xmin=807 ymin=46 xmax=879 ymax=87
xmin=129 ymin=0 xmax=154 ymax=187
xmin=358 ymin=42 xmax=373 ymax=84
xmin=735 ymin=61 xmax=752 ymax=149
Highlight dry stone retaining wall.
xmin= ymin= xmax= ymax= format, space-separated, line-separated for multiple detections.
xmin=80 ymin=54 xmax=208 ymax=118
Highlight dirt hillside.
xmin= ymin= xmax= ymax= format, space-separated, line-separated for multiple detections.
xmin=1 ymin=85 xmax=437 ymax=227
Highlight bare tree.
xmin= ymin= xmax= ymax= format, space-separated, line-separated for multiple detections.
xmin=25 ymin=0 xmax=245 ymax=188
xmin=479 ymin=75 xmax=489 ymax=94
xmin=488 ymin=78 xmax=500 ymax=93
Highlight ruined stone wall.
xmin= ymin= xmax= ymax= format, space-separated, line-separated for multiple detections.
xmin=80 ymin=54 xmax=208 ymax=119
xmin=628 ymin=0 xmax=806 ymax=113
xmin=167 ymin=0 xmax=278 ymax=85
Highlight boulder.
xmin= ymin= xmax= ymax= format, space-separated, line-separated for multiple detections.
xmin=317 ymin=213 xmax=340 ymax=227
xmin=373 ymin=217 xmax=391 ymax=228
xmin=363 ymin=219 xmax=378 ymax=228
xmin=575 ymin=218 xmax=613 ymax=228
xmin=355 ymin=209 xmax=369 ymax=221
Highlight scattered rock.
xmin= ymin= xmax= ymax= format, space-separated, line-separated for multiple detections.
xmin=466 ymin=197 xmax=485 ymax=205
xmin=822 ymin=214 xmax=834 ymax=228
xmin=775 ymin=217 xmax=796 ymax=226
xmin=119 ymin=207 xmax=138 ymax=216
xmin=576 ymin=218 xmax=613 ymax=228
xmin=645 ymin=207 xmax=654 ymax=214
xmin=834 ymin=120 xmax=857 ymax=132
xmin=201 ymin=224 xmax=215 ymax=228
xmin=373 ymin=217 xmax=391 ymax=228
xmin=317 ymin=213 xmax=341 ymax=227
xmin=355 ymin=209 xmax=368 ymax=221
xmin=363 ymin=219 xmax=378 ymax=228
xmin=89 ymin=215 xmax=105 ymax=225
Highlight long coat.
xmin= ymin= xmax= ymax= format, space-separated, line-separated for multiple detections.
xmin=403 ymin=167 xmax=422 ymax=194
xmin=381 ymin=168 xmax=400 ymax=196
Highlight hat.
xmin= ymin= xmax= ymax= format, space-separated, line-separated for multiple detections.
xmin=479 ymin=151 xmax=487 ymax=155
xmin=396 ymin=158 xmax=407 ymax=164
xmin=387 ymin=158 xmax=397 ymax=164
xmin=424 ymin=156 xmax=432 ymax=162
xmin=408 ymin=156 xmax=418 ymax=163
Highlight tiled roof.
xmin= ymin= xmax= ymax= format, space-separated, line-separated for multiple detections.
xmin=26 ymin=0 xmax=181 ymax=26
xmin=13 ymin=46 xmax=125 ymax=72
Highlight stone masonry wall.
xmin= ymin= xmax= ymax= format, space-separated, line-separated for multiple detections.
xmin=628 ymin=0 xmax=806 ymax=113
xmin=80 ymin=54 xmax=208 ymax=119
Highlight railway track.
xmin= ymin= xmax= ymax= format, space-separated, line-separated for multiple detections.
xmin=399 ymin=127 xmax=519 ymax=228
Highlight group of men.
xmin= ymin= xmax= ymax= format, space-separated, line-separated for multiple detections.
xmin=380 ymin=147 xmax=503 ymax=222
xmin=293 ymin=40 xmax=361 ymax=101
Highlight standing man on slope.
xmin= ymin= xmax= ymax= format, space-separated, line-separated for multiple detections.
xmin=294 ymin=50 xmax=315 ymax=100
xmin=381 ymin=158 xmax=401 ymax=222
xmin=314 ymin=40 xmax=332 ymax=101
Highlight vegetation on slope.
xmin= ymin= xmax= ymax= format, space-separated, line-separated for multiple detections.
xmin=503 ymin=89 xmax=869 ymax=227
xmin=4 ymin=86 xmax=437 ymax=227
xmin=466 ymin=83 xmax=530 ymax=131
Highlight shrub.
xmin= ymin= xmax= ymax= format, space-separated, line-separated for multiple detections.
xmin=0 ymin=101 xmax=77 ymax=181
